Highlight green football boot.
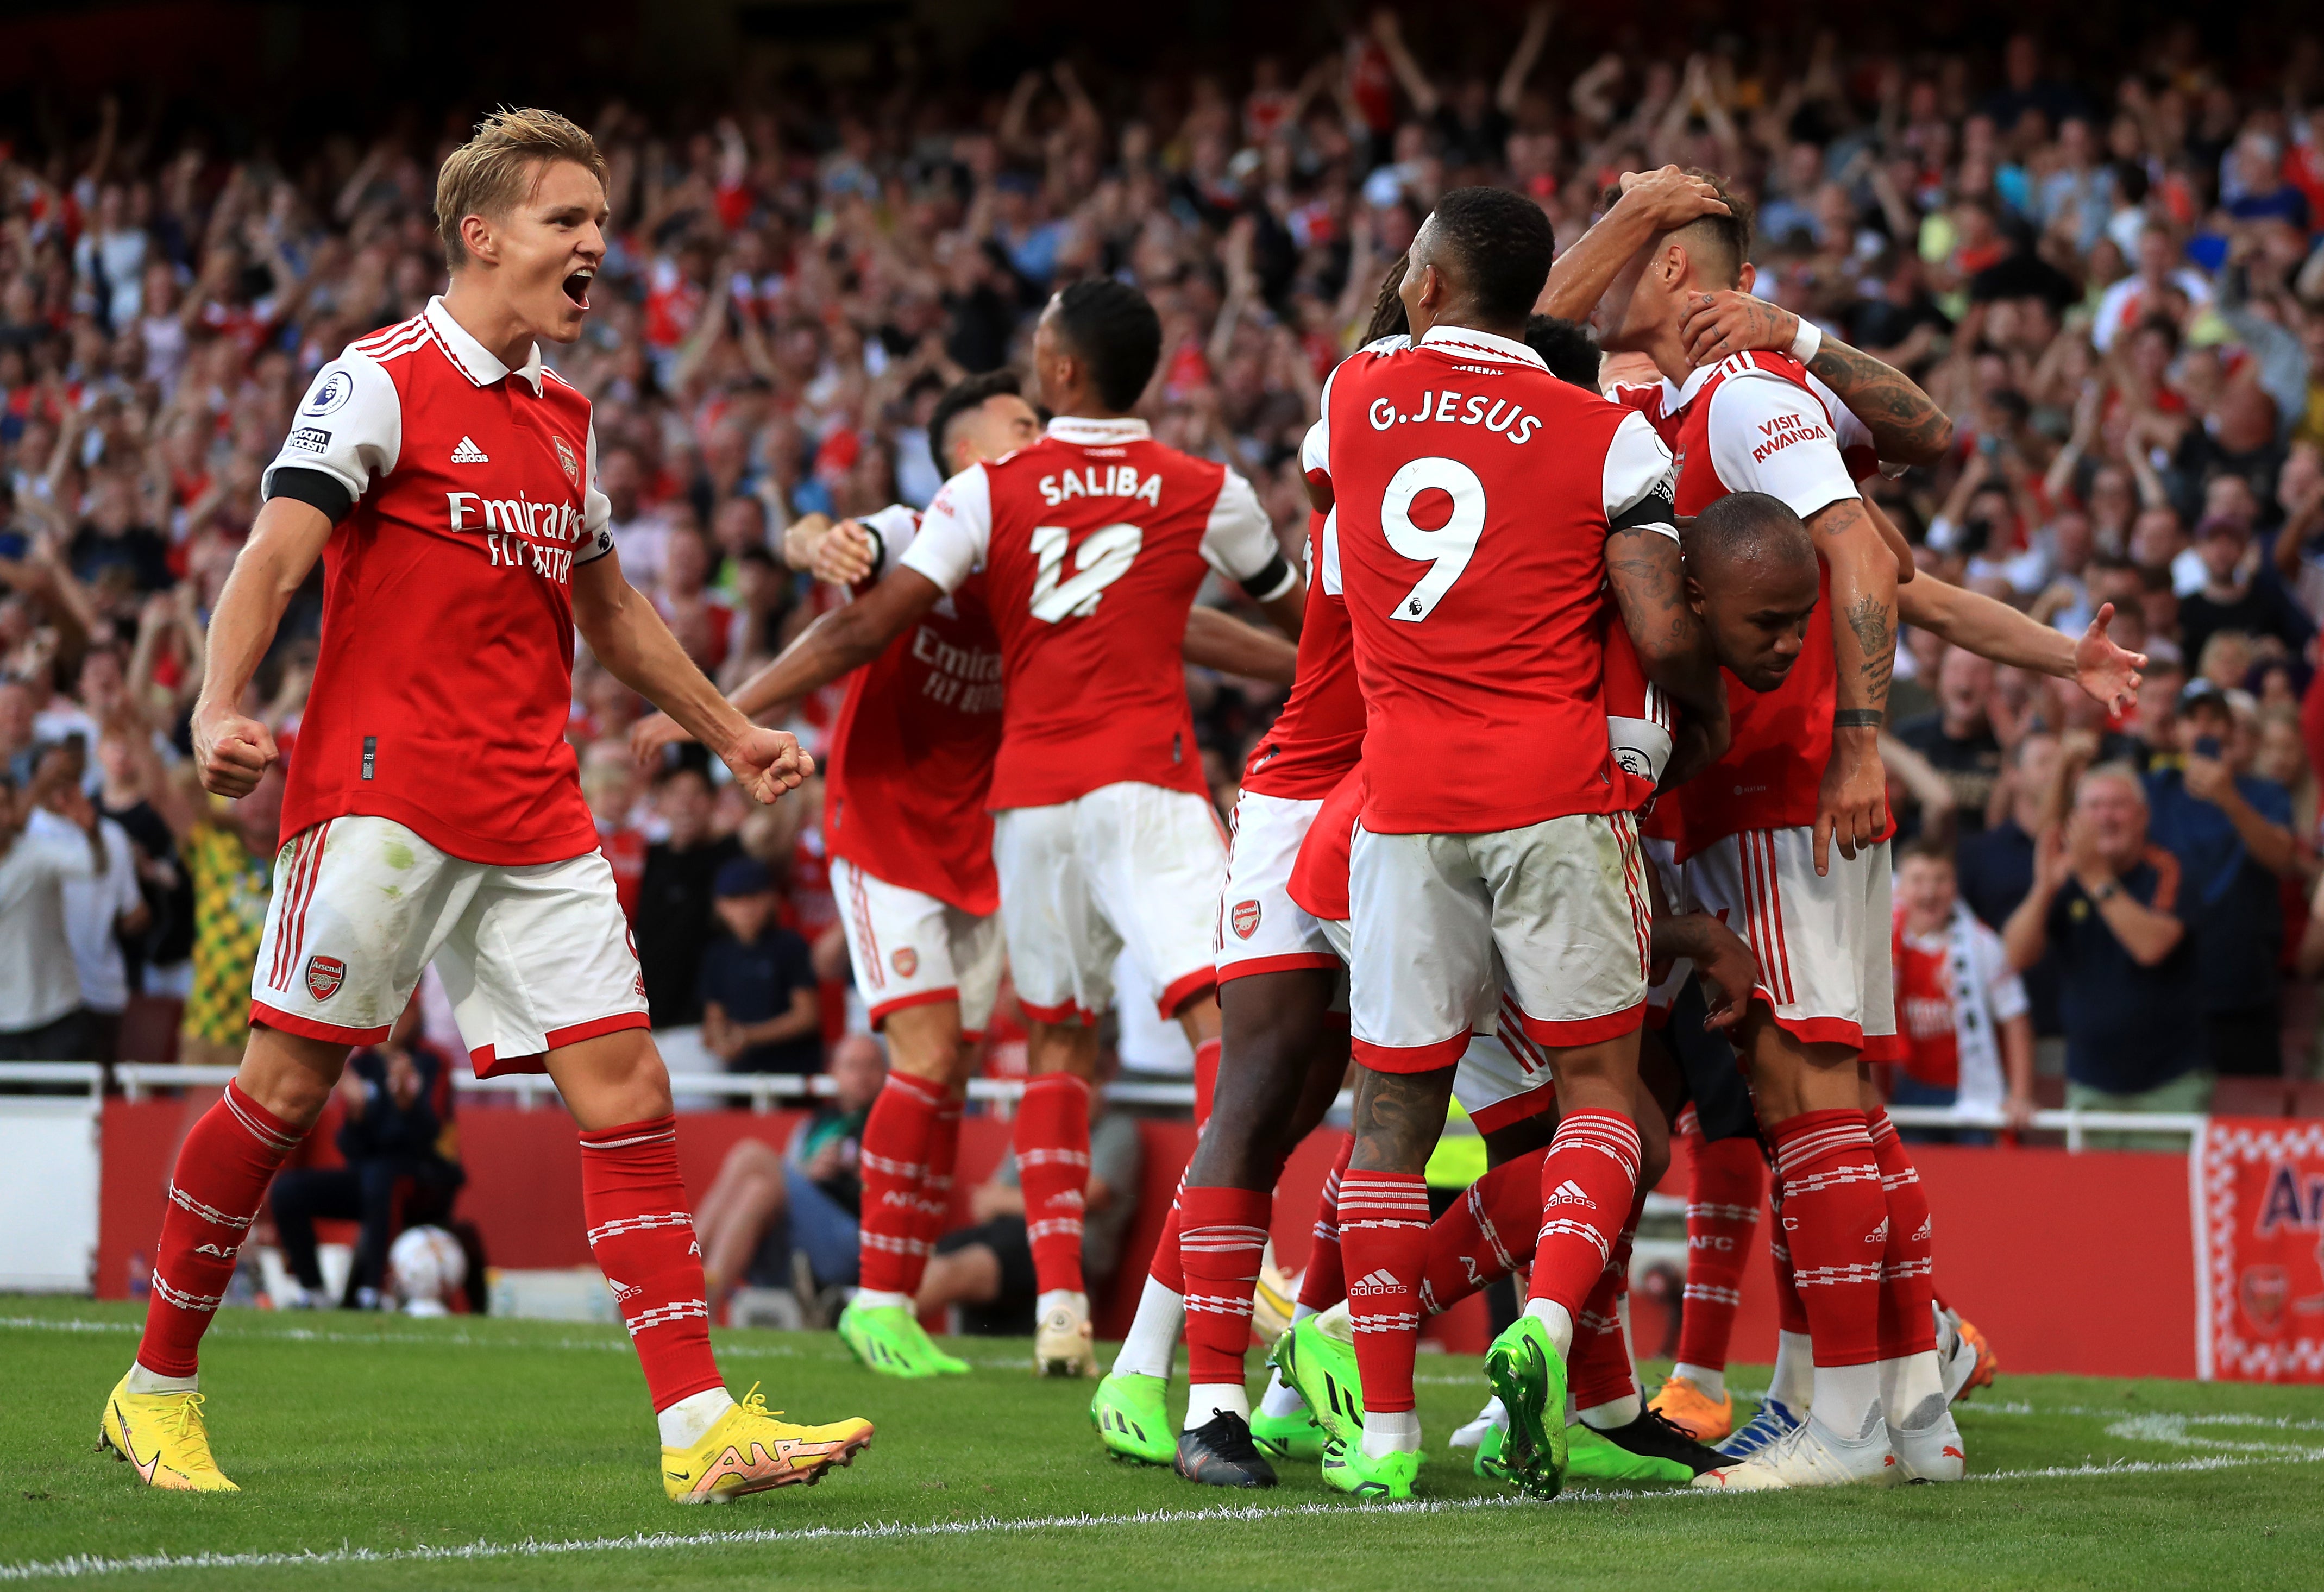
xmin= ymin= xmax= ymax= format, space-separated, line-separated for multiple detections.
xmin=1563 ymin=1420 xmax=1695 ymax=1483
xmin=837 ymin=1300 xmax=935 ymax=1379
xmin=1319 ymin=1437 xmax=1422 ymax=1500
xmin=1483 ymin=1314 xmax=1569 ymax=1500
xmin=1089 ymin=1371 xmax=1174 ymax=1464
xmin=1266 ymin=1311 xmax=1366 ymax=1452
xmin=896 ymin=1312 xmax=970 ymax=1375
xmin=1248 ymin=1404 xmax=1328 ymax=1463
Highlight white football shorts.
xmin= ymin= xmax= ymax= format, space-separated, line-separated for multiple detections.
xmin=1682 ymin=827 xmax=1896 ymax=1056
xmin=250 ymin=815 xmax=648 ymax=1074
xmin=991 ymin=780 xmax=1228 ymax=1025
xmin=1216 ymin=789 xmax=1340 ymax=984
xmin=1347 ymin=812 xmax=1650 ymax=1072
xmin=830 ymin=855 xmax=1004 ymax=1036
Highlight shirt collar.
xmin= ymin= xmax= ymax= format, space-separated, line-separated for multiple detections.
xmin=424 ymin=297 xmax=545 ymax=395
xmin=1667 ymin=361 xmax=1719 ymax=411
xmin=1416 ymin=323 xmax=1547 ymax=370
xmin=1046 ymin=416 xmax=1151 ymax=444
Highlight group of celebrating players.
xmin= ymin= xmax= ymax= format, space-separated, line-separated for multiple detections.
xmin=98 ymin=107 xmax=2139 ymax=1507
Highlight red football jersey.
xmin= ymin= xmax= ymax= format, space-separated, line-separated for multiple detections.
xmin=261 ymin=299 xmax=612 ymax=865
xmin=1890 ymin=924 xmax=1961 ymax=1089
xmin=904 ymin=416 xmax=1293 ymax=811
xmin=1617 ymin=353 xmax=1879 ymax=857
xmin=1287 ymin=764 xmax=1364 ymax=924
xmin=1321 ymin=324 xmax=1677 ymax=833
xmin=822 ymin=504 xmax=1003 ymax=915
xmin=1241 ymin=509 xmax=1364 ymax=800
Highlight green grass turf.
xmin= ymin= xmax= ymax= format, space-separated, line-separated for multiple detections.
xmin=3 ymin=1298 xmax=2321 ymax=1590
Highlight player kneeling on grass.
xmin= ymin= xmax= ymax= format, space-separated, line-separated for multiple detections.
xmin=98 ymin=109 xmax=870 ymax=1504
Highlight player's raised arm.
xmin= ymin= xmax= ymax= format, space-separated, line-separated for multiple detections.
xmin=1677 ymin=290 xmax=1955 ymax=467
xmin=1538 ymin=166 xmax=1731 ymax=323
xmin=1895 ymin=577 xmax=2146 ymax=716
xmin=191 ymin=496 xmax=333 ymax=797
xmin=1183 ymin=604 xmax=1299 ymax=685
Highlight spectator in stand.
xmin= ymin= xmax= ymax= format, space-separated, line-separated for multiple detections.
xmin=2004 ymin=762 xmax=2205 ymax=1140
xmin=1957 ymin=731 xmax=2067 ymax=1058
xmin=46 ymin=736 xmax=147 ymax=1060
xmin=1892 ymin=645 xmax=2005 ymax=835
xmin=2144 ymin=679 xmax=2300 ymax=1078
xmin=1889 ymin=838 xmax=2038 ymax=1140
xmin=2179 ymin=515 xmax=2313 ymax=668
xmin=694 ymin=1031 xmax=886 ymax=1314
xmin=268 ymin=1010 xmax=464 ymax=1310
xmin=0 ymin=752 xmax=105 ymax=1057
xmin=698 ymin=857 xmax=822 ymax=1077
xmin=633 ymin=753 xmax=742 ymax=1028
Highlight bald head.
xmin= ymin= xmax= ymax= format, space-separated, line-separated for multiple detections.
xmin=1684 ymin=492 xmax=1821 ymax=693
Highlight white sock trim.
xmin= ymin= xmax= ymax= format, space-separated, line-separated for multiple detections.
xmin=1360 ymin=1408 xmax=1422 ymax=1457
xmin=126 ymin=1361 xmax=198 ymax=1396
xmin=1768 ymin=1330 xmax=1816 ymax=1412
xmin=1184 ymin=1382 xmax=1252 ymax=1430
xmin=1671 ymin=1361 xmax=1728 ymax=1402
xmin=1523 ymin=1299 xmax=1575 ymax=1359
xmin=1578 ymin=1393 xmax=1643 ymax=1431
xmin=1109 ymin=1278 xmax=1183 ymax=1380
xmin=1257 ymin=1368 xmax=1307 ymax=1420
xmin=656 ymin=1387 xmax=736 ymax=1449
xmin=852 ymin=1289 xmax=913 ymax=1312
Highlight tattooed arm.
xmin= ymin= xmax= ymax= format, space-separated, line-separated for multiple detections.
xmin=1678 ymin=290 xmax=1955 ymax=465
xmin=1806 ymin=494 xmax=1897 ymax=874
xmin=1606 ymin=523 xmax=1728 ymax=729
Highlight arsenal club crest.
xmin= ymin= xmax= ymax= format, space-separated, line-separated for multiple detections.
xmin=554 ymin=434 xmax=580 ymax=487
xmin=305 ymin=954 xmax=347 ymax=1003
xmin=1230 ymin=900 xmax=1261 ymax=940
xmin=892 ymin=947 xmax=919 ymax=978
xmin=2240 ymin=1266 xmax=2290 ymax=1335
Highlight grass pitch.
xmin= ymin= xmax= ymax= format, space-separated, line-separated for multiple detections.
xmin=3 ymin=1298 xmax=2321 ymax=1590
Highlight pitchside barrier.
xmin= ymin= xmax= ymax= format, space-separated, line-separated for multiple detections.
xmin=4 ymin=1062 xmax=2316 ymax=1383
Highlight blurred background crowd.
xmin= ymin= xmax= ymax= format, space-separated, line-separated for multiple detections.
xmin=8 ymin=1 xmax=2324 ymax=1160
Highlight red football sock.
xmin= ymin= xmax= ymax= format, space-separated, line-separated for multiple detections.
xmin=1192 ymin=1036 xmax=1222 ymax=1127
xmin=857 ymin=1071 xmax=945 ymax=1296
xmin=1866 ymin=1109 xmax=1938 ymax=1359
xmin=1525 ymin=1110 xmax=1641 ymax=1316
xmin=1180 ymin=1185 xmax=1272 ymax=1386
xmin=1767 ymin=1109 xmax=1885 ymax=1369
xmin=908 ymin=1094 xmax=964 ymax=1295
xmin=1015 ymin=1073 xmax=1092 ymax=1295
xmin=1337 ymin=1169 xmax=1431 ymax=1414
xmin=137 ymin=1081 xmax=306 ymax=1378
xmin=580 ymin=1116 xmax=723 ymax=1411
xmin=1768 ymin=1176 xmax=1810 ymax=1336
xmin=1569 ymin=1186 xmax=1647 ymax=1411
xmin=1417 ymin=1146 xmax=1548 ymax=1316
xmin=1676 ymin=1128 xmax=1766 ymax=1371
xmin=1147 ymin=1176 xmax=1186 ymax=1292
xmin=1296 ymin=1136 xmax=1354 ymax=1311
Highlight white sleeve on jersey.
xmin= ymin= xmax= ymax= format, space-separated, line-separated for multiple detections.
xmin=1705 ymin=371 xmax=1861 ymax=521
xmin=1199 ymin=468 xmax=1296 ymax=598
xmin=576 ymin=418 xmax=615 ymax=565
xmin=1801 ymin=370 xmax=1875 ymax=458
xmin=1300 ymin=415 xmax=1329 ymax=482
xmin=856 ymin=502 xmax=924 ymax=581
xmin=1320 ymin=507 xmax=1342 ymax=597
xmin=262 ymin=350 xmax=401 ymax=512
xmin=1601 ymin=410 xmax=1681 ymax=544
xmin=899 ymin=463 xmax=991 ymax=594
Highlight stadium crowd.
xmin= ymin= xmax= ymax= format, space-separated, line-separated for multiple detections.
xmin=5 ymin=10 xmax=2324 ymax=1143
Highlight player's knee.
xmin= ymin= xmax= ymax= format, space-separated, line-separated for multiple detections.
xmin=238 ymin=1024 xmax=353 ymax=1129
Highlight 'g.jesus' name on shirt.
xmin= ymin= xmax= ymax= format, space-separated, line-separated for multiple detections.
xmin=445 ymin=489 xmax=593 ymax=584
xmin=1364 ymin=385 xmax=1547 ymax=443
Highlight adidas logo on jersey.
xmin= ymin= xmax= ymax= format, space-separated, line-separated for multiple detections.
xmin=1543 ymin=1179 xmax=1596 ymax=1210
xmin=450 ymin=436 xmax=490 ymax=463
xmin=1348 ymin=1268 xmax=1405 ymax=1298
xmin=1867 ymin=1217 xmax=1891 ymax=1244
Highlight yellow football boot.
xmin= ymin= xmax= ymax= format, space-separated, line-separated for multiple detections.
xmin=662 ymin=1383 xmax=874 ymax=1503
xmin=1648 ymin=1373 xmax=1736 ymax=1443
xmin=98 ymin=1376 xmax=239 ymax=1492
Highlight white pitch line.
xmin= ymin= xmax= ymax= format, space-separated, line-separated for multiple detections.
xmin=5 ymin=1449 xmax=2320 ymax=1583
xmin=0 ymin=1316 xmax=808 ymax=1362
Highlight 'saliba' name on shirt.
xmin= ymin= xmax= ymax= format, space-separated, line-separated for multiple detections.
xmin=1367 ymin=388 xmax=1543 ymax=444
xmin=909 ymin=625 xmax=1003 ymax=713
xmin=445 ymin=490 xmax=588 ymax=584
xmin=1036 ymin=465 xmax=1166 ymax=507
